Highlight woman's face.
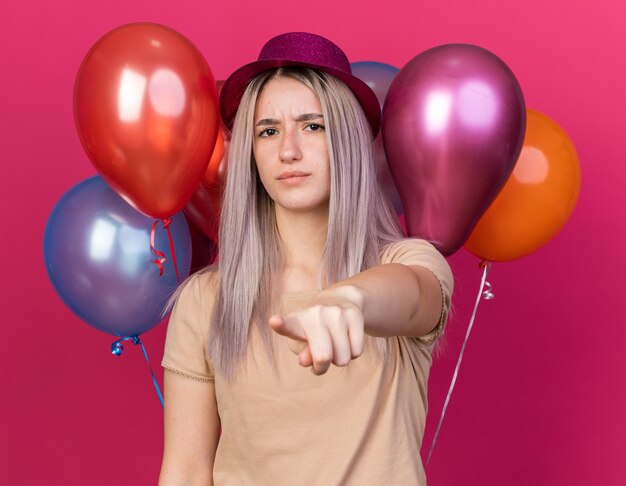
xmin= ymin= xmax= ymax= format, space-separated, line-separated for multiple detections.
xmin=252 ymin=76 xmax=331 ymax=215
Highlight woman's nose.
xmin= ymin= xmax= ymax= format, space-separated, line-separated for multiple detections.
xmin=279 ymin=130 xmax=302 ymax=162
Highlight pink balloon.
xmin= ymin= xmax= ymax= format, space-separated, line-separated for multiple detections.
xmin=383 ymin=44 xmax=526 ymax=256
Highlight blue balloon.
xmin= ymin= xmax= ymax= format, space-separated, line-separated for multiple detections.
xmin=44 ymin=176 xmax=192 ymax=336
xmin=351 ymin=61 xmax=400 ymax=108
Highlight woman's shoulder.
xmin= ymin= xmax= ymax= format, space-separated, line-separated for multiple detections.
xmin=379 ymin=237 xmax=443 ymax=264
xmin=169 ymin=264 xmax=219 ymax=316
xmin=379 ymin=237 xmax=453 ymax=298
xmin=192 ymin=263 xmax=219 ymax=296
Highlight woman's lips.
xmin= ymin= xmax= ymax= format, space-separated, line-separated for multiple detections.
xmin=277 ymin=171 xmax=311 ymax=184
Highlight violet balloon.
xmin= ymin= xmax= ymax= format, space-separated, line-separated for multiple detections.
xmin=383 ymin=44 xmax=526 ymax=255
xmin=351 ymin=61 xmax=404 ymax=218
xmin=44 ymin=176 xmax=192 ymax=336
xmin=351 ymin=61 xmax=399 ymax=106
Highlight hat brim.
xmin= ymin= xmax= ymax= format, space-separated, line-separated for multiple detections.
xmin=219 ymin=59 xmax=381 ymax=137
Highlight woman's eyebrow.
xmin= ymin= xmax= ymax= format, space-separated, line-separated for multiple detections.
xmin=255 ymin=118 xmax=280 ymax=127
xmin=255 ymin=113 xmax=324 ymax=127
xmin=295 ymin=113 xmax=324 ymax=122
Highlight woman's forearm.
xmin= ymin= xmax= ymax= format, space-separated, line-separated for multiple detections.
xmin=269 ymin=262 xmax=446 ymax=374
xmin=317 ymin=263 xmax=444 ymax=338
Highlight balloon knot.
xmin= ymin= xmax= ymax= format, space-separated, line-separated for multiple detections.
xmin=111 ymin=341 xmax=124 ymax=356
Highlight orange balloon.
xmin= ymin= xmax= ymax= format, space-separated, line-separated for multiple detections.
xmin=184 ymin=125 xmax=228 ymax=240
xmin=203 ymin=79 xmax=229 ymax=195
xmin=464 ymin=109 xmax=581 ymax=262
xmin=74 ymin=23 xmax=219 ymax=219
xmin=183 ymin=80 xmax=229 ymax=240
xmin=202 ymin=121 xmax=227 ymax=189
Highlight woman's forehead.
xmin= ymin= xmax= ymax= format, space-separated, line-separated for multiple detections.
xmin=254 ymin=76 xmax=322 ymax=119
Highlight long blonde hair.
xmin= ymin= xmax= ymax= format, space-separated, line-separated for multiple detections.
xmin=203 ymin=68 xmax=403 ymax=377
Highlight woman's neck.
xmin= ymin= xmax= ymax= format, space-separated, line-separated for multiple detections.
xmin=276 ymin=203 xmax=328 ymax=291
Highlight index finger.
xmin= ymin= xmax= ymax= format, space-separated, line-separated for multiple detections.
xmin=268 ymin=315 xmax=307 ymax=341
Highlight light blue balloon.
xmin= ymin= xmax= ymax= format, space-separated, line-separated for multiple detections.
xmin=44 ymin=176 xmax=192 ymax=336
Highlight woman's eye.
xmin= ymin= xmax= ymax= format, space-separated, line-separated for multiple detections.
xmin=259 ymin=128 xmax=277 ymax=137
xmin=305 ymin=123 xmax=325 ymax=132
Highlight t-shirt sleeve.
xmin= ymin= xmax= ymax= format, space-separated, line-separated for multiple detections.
xmin=381 ymin=238 xmax=454 ymax=345
xmin=161 ymin=273 xmax=215 ymax=383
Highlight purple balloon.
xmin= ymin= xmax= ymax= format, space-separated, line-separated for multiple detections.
xmin=351 ymin=61 xmax=404 ymax=217
xmin=351 ymin=61 xmax=399 ymax=107
xmin=44 ymin=176 xmax=192 ymax=336
xmin=383 ymin=44 xmax=526 ymax=255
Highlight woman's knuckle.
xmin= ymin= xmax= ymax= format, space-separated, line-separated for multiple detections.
xmin=314 ymin=352 xmax=331 ymax=364
xmin=351 ymin=348 xmax=363 ymax=359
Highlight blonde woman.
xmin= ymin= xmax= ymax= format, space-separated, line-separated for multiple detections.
xmin=159 ymin=32 xmax=453 ymax=486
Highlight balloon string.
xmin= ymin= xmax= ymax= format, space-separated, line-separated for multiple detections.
xmin=163 ymin=218 xmax=181 ymax=284
xmin=150 ymin=218 xmax=181 ymax=283
xmin=150 ymin=220 xmax=167 ymax=276
xmin=111 ymin=335 xmax=164 ymax=408
xmin=426 ymin=261 xmax=494 ymax=466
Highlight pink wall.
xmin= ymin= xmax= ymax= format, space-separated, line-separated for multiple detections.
xmin=2 ymin=0 xmax=624 ymax=484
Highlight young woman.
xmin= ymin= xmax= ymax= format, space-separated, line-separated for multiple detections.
xmin=159 ymin=32 xmax=453 ymax=486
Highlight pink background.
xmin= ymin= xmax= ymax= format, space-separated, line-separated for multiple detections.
xmin=2 ymin=0 xmax=624 ymax=484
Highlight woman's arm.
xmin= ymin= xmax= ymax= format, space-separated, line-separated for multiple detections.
xmin=270 ymin=262 xmax=445 ymax=375
xmin=338 ymin=263 xmax=443 ymax=338
xmin=158 ymin=370 xmax=220 ymax=486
